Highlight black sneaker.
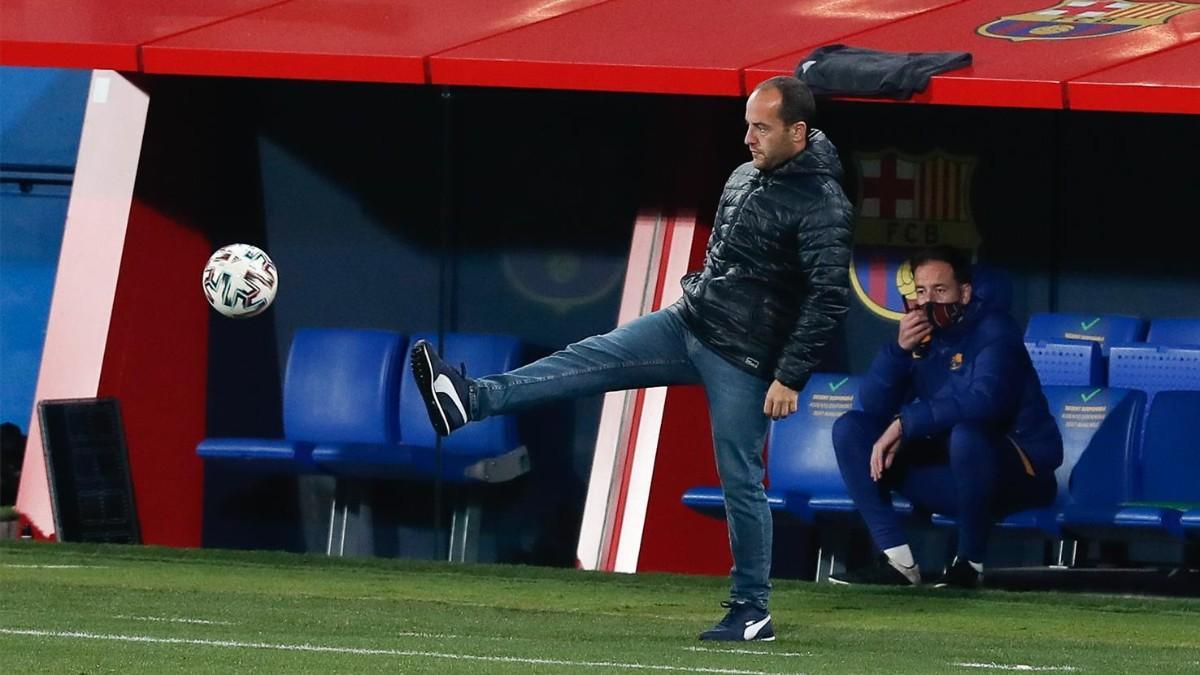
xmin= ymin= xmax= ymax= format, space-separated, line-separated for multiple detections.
xmin=829 ymin=553 xmax=921 ymax=586
xmin=410 ymin=340 xmax=471 ymax=436
xmin=698 ymin=601 xmax=775 ymax=642
xmin=932 ymin=557 xmax=982 ymax=589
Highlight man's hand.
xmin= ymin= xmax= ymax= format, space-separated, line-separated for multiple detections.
xmin=763 ymin=380 xmax=799 ymax=420
xmin=870 ymin=417 xmax=904 ymax=482
xmin=897 ymin=308 xmax=933 ymax=352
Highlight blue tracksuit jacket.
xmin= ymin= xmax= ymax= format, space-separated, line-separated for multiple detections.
xmin=857 ymin=298 xmax=1064 ymax=476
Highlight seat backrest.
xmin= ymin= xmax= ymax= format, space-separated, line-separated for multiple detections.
xmin=1108 ymin=345 xmax=1200 ymax=400
xmin=1024 ymin=340 xmax=1102 ymax=386
xmin=1025 ymin=313 xmax=1146 ymax=357
xmin=1146 ymin=318 xmax=1200 ymax=347
xmin=1136 ymin=390 xmax=1200 ymax=503
xmin=1043 ymin=385 xmax=1145 ymax=507
xmin=400 ymin=332 xmax=522 ymax=453
xmin=283 ymin=328 xmax=405 ymax=444
xmin=767 ymin=374 xmax=861 ymax=497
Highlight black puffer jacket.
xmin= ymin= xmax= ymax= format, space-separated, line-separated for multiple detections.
xmin=679 ymin=129 xmax=854 ymax=391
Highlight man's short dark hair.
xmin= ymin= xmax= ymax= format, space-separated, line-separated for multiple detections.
xmin=909 ymin=246 xmax=972 ymax=284
xmin=753 ymin=76 xmax=816 ymax=127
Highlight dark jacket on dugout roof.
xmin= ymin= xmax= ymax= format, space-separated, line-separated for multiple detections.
xmin=679 ymin=129 xmax=854 ymax=391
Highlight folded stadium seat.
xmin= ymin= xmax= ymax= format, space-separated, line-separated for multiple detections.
xmin=197 ymin=328 xmax=407 ymax=472
xmin=1025 ymin=314 xmax=1146 ymax=358
xmin=197 ymin=328 xmax=408 ymax=554
xmin=930 ymin=386 xmax=1145 ymax=563
xmin=1061 ymin=391 xmax=1200 ymax=543
xmin=311 ymin=332 xmax=528 ymax=562
xmin=1023 ymin=340 xmax=1103 ymax=387
xmin=1145 ymin=317 xmax=1200 ymax=346
xmin=1024 ymin=314 xmax=1146 ymax=386
xmin=772 ymin=374 xmax=873 ymax=520
xmin=1107 ymin=345 xmax=1200 ymax=401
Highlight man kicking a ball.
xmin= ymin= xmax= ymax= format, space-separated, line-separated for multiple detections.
xmin=412 ymin=76 xmax=853 ymax=642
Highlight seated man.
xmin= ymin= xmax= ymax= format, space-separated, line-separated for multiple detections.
xmin=829 ymin=246 xmax=1062 ymax=588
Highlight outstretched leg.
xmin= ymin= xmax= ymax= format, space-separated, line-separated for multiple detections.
xmin=412 ymin=306 xmax=701 ymax=435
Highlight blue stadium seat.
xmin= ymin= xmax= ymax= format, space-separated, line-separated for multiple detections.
xmin=1181 ymin=509 xmax=1200 ymax=542
xmin=769 ymin=374 xmax=868 ymax=521
xmin=1024 ymin=340 xmax=1103 ymax=387
xmin=1023 ymin=314 xmax=1145 ymax=386
xmin=1024 ymin=313 xmax=1146 ymax=358
xmin=930 ymin=386 xmax=1144 ymax=538
xmin=1146 ymin=318 xmax=1200 ymax=347
xmin=681 ymin=374 xmax=913 ymax=521
xmin=682 ymin=374 xmax=856 ymax=521
xmin=1108 ymin=344 xmax=1200 ymax=401
xmin=311 ymin=332 xmax=528 ymax=484
xmin=307 ymin=331 xmax=528 ymax=561
xmin=197 ymin=328 xmax=407 ymax=472
xmin=1107 ymin=331 xmax=1200 ymax=478
xmin=1060 ymin=391 xmax=1198 ymax=541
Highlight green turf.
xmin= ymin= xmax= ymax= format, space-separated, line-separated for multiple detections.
xmin=1 ymin=541 xmax=1197 ymax=674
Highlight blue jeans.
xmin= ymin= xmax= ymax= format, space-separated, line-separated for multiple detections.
xmin=471 ymin=304 xmax=773 ymax=609
xmin=832 ymin=410 xmax=1056 ymax=562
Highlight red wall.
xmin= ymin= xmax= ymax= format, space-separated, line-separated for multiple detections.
xmin=97 ymin=197 xmax=210 ymax=547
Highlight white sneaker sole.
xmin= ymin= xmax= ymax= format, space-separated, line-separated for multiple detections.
xmin=416 ymin=344 xmax=451 ymax=436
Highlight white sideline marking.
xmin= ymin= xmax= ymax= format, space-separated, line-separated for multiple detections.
xmin=1 ymin=564 xmax=107 ymax=569
xmin=953 ymin=663 xmax=1079 ymax=671
xmin=0 ymin=629 xmax=779 ymax=674
xmin=685 ymin=647 xmax=812 ymax=657
xmin=115 ymin=616 xmax=234 ymax=626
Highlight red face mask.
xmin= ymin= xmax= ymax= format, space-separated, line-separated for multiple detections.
xmin=924 ymin=301 xmax=966 ymax=330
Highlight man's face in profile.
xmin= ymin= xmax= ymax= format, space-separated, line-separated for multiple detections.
xmin=744 ymin=87 xmax=805 ymax=171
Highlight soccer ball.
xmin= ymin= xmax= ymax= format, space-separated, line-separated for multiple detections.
xmin=202 ymin=243 xmax=278 ymax=318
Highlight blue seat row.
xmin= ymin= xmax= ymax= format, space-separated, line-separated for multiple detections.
xmin=681 ymin=374 xmax=913 ymax=524
xmin=681 ymin=374 xmax=1200 ymax=568
xmin=198 ymin=328 xmax=528 ymax=484
xmin=197 ymin=328 xmax=529 ymax=558
xmin=1058 ymin=390 xmax=1200 ymax=543
xmin=931 ymin=385 xmax=1143 ymax=537
xmin=1025 ymin=314 xmax=1200 ymax=388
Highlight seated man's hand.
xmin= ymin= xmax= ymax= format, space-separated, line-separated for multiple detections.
xmin=763 ymin=380 xmax=798 ymax=420
xmin=871 ymin=417 xmax=904 ymax=481
xmin=898 ymin=309 xmax=932 ymax=352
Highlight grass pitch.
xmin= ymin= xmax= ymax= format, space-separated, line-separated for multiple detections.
xmin=1 ymin=541 xmax=1197 ymax=673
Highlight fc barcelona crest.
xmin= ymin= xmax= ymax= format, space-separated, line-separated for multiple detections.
xmin=501 ymin=250 xmax=624 ymax=313
xmin=850 ymin=151 xmax=980 ymax=321
xmin=979 ymin=1 xmax=1200 ymax=41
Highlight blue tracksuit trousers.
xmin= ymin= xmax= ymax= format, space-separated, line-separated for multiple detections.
xmin=832 ymin=410 xmax=1056 ymax=562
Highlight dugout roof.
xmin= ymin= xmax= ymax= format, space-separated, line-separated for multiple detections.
xmin=3 ymin=0 xmax=1198 ymax=112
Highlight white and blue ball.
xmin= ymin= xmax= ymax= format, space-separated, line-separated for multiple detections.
xmin=202 ymin=243 xmax=278 ymax=318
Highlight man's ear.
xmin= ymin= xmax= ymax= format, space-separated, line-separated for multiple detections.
xmin=792 ymin=121 xmax=808 ymax=143
xmin=961 ymin=282 xmax=973 ymax=305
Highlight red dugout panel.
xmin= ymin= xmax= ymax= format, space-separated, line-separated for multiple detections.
xmin=0 ymin=0 xmax=287 ymax=70
xmin=140 ymin=0 xmax=609 ymax=83
xmin=1068 ymin=42 xmax=1200 ymax=114
xmin=2 ymin=0 xmax=1198 ymax=115
xmin=430 ymin=0 xmax=961 ymax=96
